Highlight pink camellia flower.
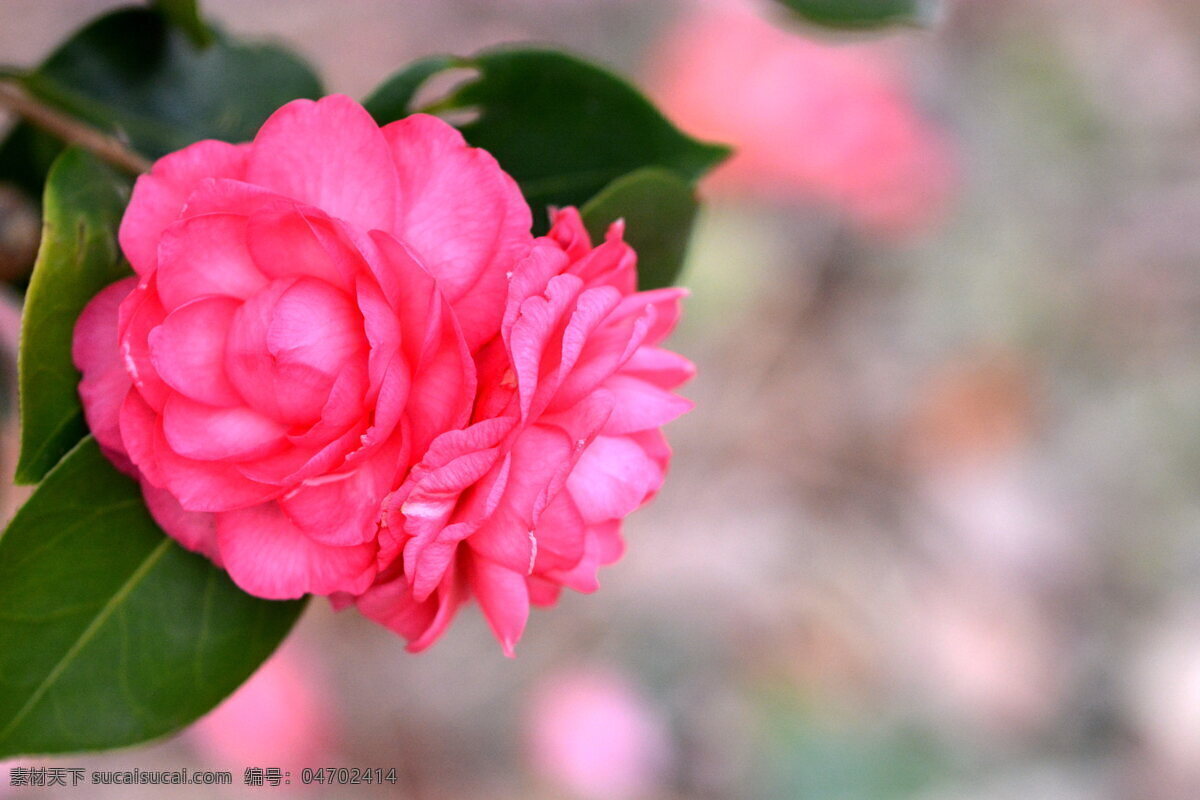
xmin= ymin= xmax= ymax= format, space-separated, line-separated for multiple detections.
xmin=353 ymin=209 xmax=694 ymax=654
xmin=73 ymin=95 xmax=532 ymax=600
xmin=526 ymin=668 xmax=674 ymax=800
xmin=647 ymin=1 xmax=956 ymax=237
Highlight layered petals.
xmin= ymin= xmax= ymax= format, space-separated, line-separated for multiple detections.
xmin=362 ymin=208 xmax=692 ymax=654
xmin=383 ymin=114 xmax=533 ymax=350
xmin=74 ymin=95 xmax=497 ymax=609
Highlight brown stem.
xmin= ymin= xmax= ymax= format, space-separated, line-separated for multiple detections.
xmin=0 ymin=81 xmax=152 ymax=175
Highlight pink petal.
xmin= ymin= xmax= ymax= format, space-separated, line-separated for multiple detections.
xmin=119 ymin=390 xmax=165 ymax=486
xmin=73 ymin=277 xmax=137 ymax=457
xmin=116 ymin=276 xmax=170 ymax=410
xmin=147 ymin=295 xmax=242 ymax=407
xmin=403 ymin=520 xmax=475 ymax=604
xmin=400 ymin=446 xmax=507 ymax=600
xmin=278 ymin=438 xmax=404 ymax=547
xmin=599 ymin=375 xmax=693 ymax=436
xmin=267 ymin=277 xmax=366 ymax=377
xmin=353 ymin=277 xmax=401 ymax=403
xmin=119 ymin=140 xmax=248 ymax=274
xmin=246 ymin=95 xmax=396 ymax=232
xmin=152 ymin=423 xmax=282 ymax=512
xmin=503 ymin=241 xmax=571 ymax=344
xmin=546 ymin=207 xmax=593 ymax=262
xmin=619 ymin=346 xmax=696 ymax=389
xmin=469 ymin=555 xmax=530 ymax=657
xmin=279 ymin=472 xmax=379 ymax=547
xmin=236 ymin=424 xmax=363 ymax=487
xmin=404 ymin=570 xmax=465 ymax=652
xmin=527 ymin=576 xmax=563 ymax=607
xmin=141 ymin=483 xmax=221 ymax=566
xmin=161 ymin=394 xmax=288 ymax=462
xmin=155 ymin=214 xmax=268 ymax=310
xmin=217 ymin=502 xmax=377 ymax=599
xmin=548 ymin=300 xmax=658 ymax=415
xmin=612 ymin=287 xmax=687 ymax=348
xmin=566 ymin=233 xmax=638 ymax=295
xmin=566 ymin=435 xmax=664 ymax=525
xmin=542 ymin=520 xmax=625 ymax=594
xmin=469 ymin=425 xmax=574 ymax=574
xmin=539 ymin=284 xmax=624 ymax=416
xmin=224 ymin=279 xmax=339 ymax=425
xmin=382 ymin=113 xmax=532 ymax=350
xmin=508 ymin=274 xmax=585 ymax=419
xmin=367 ymin=232 xmax=474 ymax=451
xmin=175 ymin=177 xmax=291 ymax=219
xmin=530 ymin=491 xmax=586 ymax=573
xmin=245 ymin=207 xmax=358 ymax=290
xmin=355 ymin=568 xmax=463 ymax=652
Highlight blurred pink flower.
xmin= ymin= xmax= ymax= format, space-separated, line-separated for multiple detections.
xmin=1126 ymin=609 xmax=1200 ymax=786
xmin=527 ymin=668 xmax=673 ymax=800
xmin=191 ymin=643 xmax=335 ymax=771
xmin=647 ymin=2 xmax=955 ymax=237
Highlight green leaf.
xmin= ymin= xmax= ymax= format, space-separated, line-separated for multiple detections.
xmin=16 ymin=149 xmax=130 ymax=485
xmin=0 ymin=123 xmax=63 ymax=200
xmin=363 ymin=55 xmax=459 ymax=125
xmin=0 ymin=437 xmax=306 ymax=757
xmin=0 ymin=6 xmax=322 ymax=196
xmin=771 ymin=0 xmax=937 ymax=29
xmin=151 ymin=0 xmax=215 ymax=48
xmin=368 ymin=48 xmax=729 ymax=230
xmin=581 ymin=168 xmax=699 ymax=291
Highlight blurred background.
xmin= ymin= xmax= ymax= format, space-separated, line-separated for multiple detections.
xmin=3 ymin=0 xmax=1200 ymax=798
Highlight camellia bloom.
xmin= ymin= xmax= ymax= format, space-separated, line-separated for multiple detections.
xmin=648 ymin=1 xmax=955 ymax=237
xmin=353 ymin=209 xmax=694 ymax=654
xmin=73 ymin=94 xmax=692 ymax=654
xmin=73 ymin=95 xmax=532 ymax=600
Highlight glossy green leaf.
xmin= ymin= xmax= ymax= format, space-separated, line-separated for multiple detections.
xmin=581 ymin=168 xmax=698 ymax=291
xmin=0 ymin=437 xmax=307 ymax=757
xmin=0 ymin=6 xmax=322 ymax=196
xmin=16 ymin=149 xmax=130 ymax=485
xmin=151 ymin=0 xmax=215 ymax=48
xmin=363 ymin=54 xmax=458 ymax=125
xmin=771 ymin=0 xmax=937 ymax=29
xmin=368 ymin=48 xmax=729 ymax=230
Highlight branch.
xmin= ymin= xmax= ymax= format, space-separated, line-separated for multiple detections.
xmin=0 ymin=81 xmax=153 ymax=175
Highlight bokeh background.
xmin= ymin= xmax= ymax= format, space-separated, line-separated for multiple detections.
xmin=3 ymin=0 xmax=1200 ymax=798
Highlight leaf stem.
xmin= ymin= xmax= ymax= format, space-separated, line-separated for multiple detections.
xmin=0 ymin=81 xmax=153 ymax=175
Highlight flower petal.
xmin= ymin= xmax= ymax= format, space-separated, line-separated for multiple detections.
xmin=217 ymin=502 xmax=377 ymax=599
xmin=119 ymin=140 xmax=248 ymax=274
xmin=469 ymin=555 xmax=530 ymax=658
xmin=246 ymin=95 xmax=397 ymax=232
xmin=73 ymin=277 xmax=137 ymax=458
xmin=383 ymin=113 xmax=532 ymax=350
xmin=566 ymin=435 xmax=664 ymax=524
xmin=141 ymin=483 xmax=222 ymax=566
xmin=161 ymin=394 xmax=289 ymax=462
xmin=599 ymin=374 xmax=693 ymax=436
xmin=245 ymin=206 xmax=358 ymax=289
xmin=468 ymin=424 xmax=574 ymax=574
xmin=147 ymin=295 xmax=242 ymax=407
xmin=156 ymin=214 xmax=268 ymax=309
xmin=355 ymin=568 xmax=463 ymax=652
